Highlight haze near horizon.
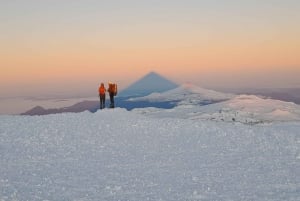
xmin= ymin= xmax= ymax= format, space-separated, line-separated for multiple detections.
xmin=1 ymin=0 xmax=300 ymax=98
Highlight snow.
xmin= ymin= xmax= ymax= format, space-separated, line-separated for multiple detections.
xmin=130 ymin=84 xmax=300 ymax=123
xmin=128 ymin=83 xmax=234 ymax=105
xmin=1 ymin=108 xmax=300 ymax=200
xmin=133 ymin=94 xmax=300 ymax=124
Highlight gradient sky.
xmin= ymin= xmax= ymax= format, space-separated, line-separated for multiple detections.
xmin=1 ymin=0 xmax=300 ymax=98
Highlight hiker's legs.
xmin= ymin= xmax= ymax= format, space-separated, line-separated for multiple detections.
xmin=100 ymin=95 xmax=105 ymax=109
xmin=102 ymin=94 xmax=105 ymax=108
xmin=109 ymin=94 xmax=114 ymax=108
xmin=99 ymin=96 xmax=102 ymax=109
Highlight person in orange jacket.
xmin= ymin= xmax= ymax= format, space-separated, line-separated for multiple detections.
xmin=98 ymin=83 xmax=106 ymax=109
xmin=107 ymin=82 xmax=117 ymax=108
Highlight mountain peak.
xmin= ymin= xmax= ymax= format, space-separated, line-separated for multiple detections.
xmin=180 ymin=82 xmax=201 ymax=89
xmin=119 ymin=72 xmax=178 ymax=97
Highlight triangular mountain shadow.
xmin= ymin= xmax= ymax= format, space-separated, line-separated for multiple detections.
xmin=118 ymin=71 xmax=178 ymax=97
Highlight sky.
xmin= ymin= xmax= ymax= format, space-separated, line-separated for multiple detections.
xmin=1 ymin=0 xmax=300 ymax=98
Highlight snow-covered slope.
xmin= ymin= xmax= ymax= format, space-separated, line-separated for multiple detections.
xmin=129 ymin=83 xmax=234 ymax=105
xmin=134 ymin=94 xmax=300 ymax=124
xmin=1 ymin=109 xmax=299 ymax=200
xmin=190 ymin=94 xmax=300 ymax=123
xmin=218 ymin=95 xmax=300 ymax=122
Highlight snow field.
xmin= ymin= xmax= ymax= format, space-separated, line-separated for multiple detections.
xmin=0 ymin=108 xmax=300 ymax=200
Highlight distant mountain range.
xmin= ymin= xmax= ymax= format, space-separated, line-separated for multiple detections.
xmin=22 ymin=101 xmax=99 ymax=116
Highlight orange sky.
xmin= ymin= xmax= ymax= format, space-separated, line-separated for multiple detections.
xmin=1 ymin=1 xmax=300 ymax=97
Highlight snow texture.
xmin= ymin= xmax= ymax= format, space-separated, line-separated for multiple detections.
xmin=1 ymin=108 xmax=300 ymax=201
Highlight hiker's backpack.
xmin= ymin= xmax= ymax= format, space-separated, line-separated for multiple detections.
xmin=109 ymin=83 xmax=118 ymax=96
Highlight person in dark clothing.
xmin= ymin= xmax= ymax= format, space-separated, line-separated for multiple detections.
xmin=98 ymin=83 xmax=106 ymax=109
xmin=107 ymin=82 xmax=117 ymax=108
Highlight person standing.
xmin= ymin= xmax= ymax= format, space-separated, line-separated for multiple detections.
xmin=107 ymin=82 xmax=117 ymax=108
xmin=98 ymin=83 xmax=106 ymax=109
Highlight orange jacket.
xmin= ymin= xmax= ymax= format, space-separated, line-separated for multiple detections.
xmin=98 ymin=85 xmax=106 ymax=95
